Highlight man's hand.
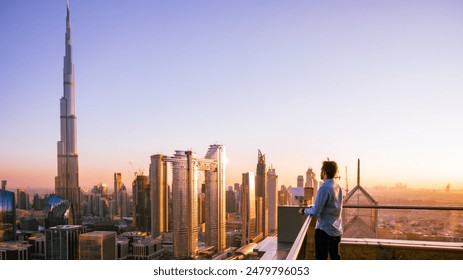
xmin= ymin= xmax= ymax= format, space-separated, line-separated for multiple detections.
xmin=298 ymin=208 xmax=305 ymax=215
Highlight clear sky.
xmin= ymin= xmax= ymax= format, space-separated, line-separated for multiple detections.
xmin=1 ymin=0 xmax=462 ymax=193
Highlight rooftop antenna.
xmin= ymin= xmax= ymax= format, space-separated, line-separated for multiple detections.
xmin=357 ymin=158 xmax=360 ymax=187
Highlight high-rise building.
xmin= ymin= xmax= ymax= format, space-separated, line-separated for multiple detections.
xmin=1 ymin=180 xmax=6 ymax=191
xmin=297 ymin=175 xmax=304 ymax=188
xmin=133 ymin=175 xmax=150 ymax=231
xmin=79 ymin=231 xmax=117 ymax=260
xmin=114 ymin=173 xmax=122 ymax=216
xmin=171 ymin=150 xmax=199 ymax=259
xmin=226 ymin=186 xmax=236 ymax=213
xmin=0 ymin=190 xmax=16 ymax=242
xmin=267 ymin=167 xmax=278 ymax=233
xmin=44 ymin=194 xmax=74 ymax=228
xmin=45 ymin=225 xmax=86 ymax=260
xmin=241 ymin=172 xmax=256 ymax=245
xmin=119 ymin=185 xmax=129 ymax=217
xmin=255 ymin=150 xmax=268 ymax=238
xmin=278 ymin=185 xmax=289 ymax=206
xmin=18 ymin=189 xmax=28 ymax=210
xmin=305 ymin=168 xmax=318 ymax=203
xmin=150 ymin=145 xmax=226 ymax=258
xmin=55 ymin=3 xmax=81 ymax=219
xmin=204 ymin=144 xmax=226 ymax=252
xmin=150 ymin=154 xmax=169 ymax=237
xmin=234 ymin=183 xmax=241 ymax=214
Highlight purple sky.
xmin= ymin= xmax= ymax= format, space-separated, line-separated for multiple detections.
xmin=1 ymin=0 xmax=463 ymax=192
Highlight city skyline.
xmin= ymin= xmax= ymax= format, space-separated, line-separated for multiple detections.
xmin=1 ymin=0 xmax=463 ymax=192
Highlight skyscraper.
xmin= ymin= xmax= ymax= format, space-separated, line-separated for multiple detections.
xmin=114 ymin=173 xmax=122 ymax=216
xmin=0 ymin=189 xmax=16 ymax=242
xmin=133 ymin=175 xmax=150 ymax=231
xmin=305 ymin=168 xmax=318 ymax=203
xmin=150 ymin=145 xmax=226 ymax=258
xmin=204 ymin=144 xmax=226 ymax=252
xmin=171 ymin=151 xmax=198 ymax=259
xmin=255 ymin=150 xmax=268 ymax=238
xmin=267 ymin=167 xmax=278 ymax=233
xmin=297 ymin=175 xmax=304 ymax=188
xmin=150 ymin=154 xmax=169 ymax=237
xmin=119 ymin=185 xmax=129 ymax=218
xmin=55 ymin=3 xmax=81 ymax=218
xmin=241 ymin=172 xmax=256 ymax=245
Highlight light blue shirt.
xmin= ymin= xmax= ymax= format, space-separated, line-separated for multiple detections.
xmin=303 ymin=179 xmax=343 ymax=236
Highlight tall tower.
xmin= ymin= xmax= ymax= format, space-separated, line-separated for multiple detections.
xmin=267 ymin=167 xmax=278 ymax=233
xmin=150 ymin=154 xmax=169 ymax=237
xmin=255 ymin=150 xmax=268 ymax=238
xmin=241 ymin=172 xmax=256 ymax=245
xmin=204 ymin=144 xmax=226 ymax=252
xmin=114 ymin=173 xmax=122 ymax=216
xmin=171 ymin=151 xmax=199 ymax=259
xmin=55 ymin=3 xmax=80 ymax=217
xmin=132 ymin=175 xmax=150 ymax=231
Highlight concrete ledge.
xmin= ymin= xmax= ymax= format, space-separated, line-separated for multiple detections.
xmin=341 ymin=238 xmax=463 ymax=260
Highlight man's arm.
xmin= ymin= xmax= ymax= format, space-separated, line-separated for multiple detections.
xmin=302 ymin=187 xmax=328 ymax=216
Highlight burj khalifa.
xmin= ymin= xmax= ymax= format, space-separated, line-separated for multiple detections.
xmin=55 ymin=3 xmax=81 ymax=216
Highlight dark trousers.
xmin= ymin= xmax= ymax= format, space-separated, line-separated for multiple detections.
xmin=314 ymin=228 xmax=341 ymax=260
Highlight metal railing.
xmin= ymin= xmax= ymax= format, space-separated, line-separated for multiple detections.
xmin=285 ymin=215 xmax=311 ymax=260
xmin=285 ymin=204 xmax=463 ymax=260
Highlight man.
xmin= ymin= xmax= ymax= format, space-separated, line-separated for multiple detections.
xmin=299 ymin=160 xmax=343 ymax=259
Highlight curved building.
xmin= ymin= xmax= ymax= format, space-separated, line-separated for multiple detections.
xmin=45 ymin=194 xmax=74 ymax=228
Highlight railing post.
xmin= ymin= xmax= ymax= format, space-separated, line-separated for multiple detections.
xmin=305 ymin=216 xmax=317 ymax=259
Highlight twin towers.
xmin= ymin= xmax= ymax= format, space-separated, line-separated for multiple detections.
xmin=150 ymin=145 xmax=226 ymax=259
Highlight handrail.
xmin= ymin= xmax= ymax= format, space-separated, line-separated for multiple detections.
xmin=343 ymin=205 xmax=463 ymax=210
xmin=284 ymin=204 xmax=463 ymax=260
xmin=285 ymin=215 xmax=311 ymax=260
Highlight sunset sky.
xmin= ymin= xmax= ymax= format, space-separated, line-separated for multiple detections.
xmin=1 ymin=0 xmax=463 ymax=193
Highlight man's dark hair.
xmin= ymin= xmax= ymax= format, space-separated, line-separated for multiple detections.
xmin=322 ymin=161 xmax=338 ymax=179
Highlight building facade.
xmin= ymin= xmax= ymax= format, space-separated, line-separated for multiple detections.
xmin=241 ymin=172 xmax=256 ymax=245
xmin=45 ymin=225 xmax=86 ymax=260
xmin=133 ymin=175 xmax=150 ymax=231
xmin=204 ymin=144 xmax=226 ymax=253
xmin=255 ymin=150 xmax=268 ymax=238
xmin=79 ymin=231 xmax=117 ymax=260
xmin=267 ymin=167 xmax=278 ymax=233
xmin=0 ymin=190 xmax=16 ymax=242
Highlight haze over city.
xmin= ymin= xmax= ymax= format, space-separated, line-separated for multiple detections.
xmin=1 ymin=0 xmax=463 ymax=191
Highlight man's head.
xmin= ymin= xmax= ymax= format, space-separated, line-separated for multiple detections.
xmin=321 ymin=160 xmax=338 ymax=180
